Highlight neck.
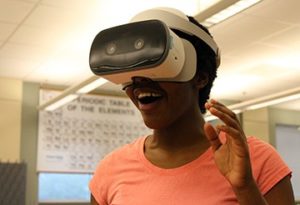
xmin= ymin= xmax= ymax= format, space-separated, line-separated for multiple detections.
xmin=144 ymin=109 xmax=211 ymax=169
xmin=149 ymin=108 xmax=209 ymax=152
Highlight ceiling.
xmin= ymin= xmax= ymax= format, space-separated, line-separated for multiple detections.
xmin=0 ymin=0 xmax=300 ymax=110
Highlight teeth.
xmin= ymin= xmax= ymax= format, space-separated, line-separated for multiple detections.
xmin=138 ymin=92 xmax=162 ymax=99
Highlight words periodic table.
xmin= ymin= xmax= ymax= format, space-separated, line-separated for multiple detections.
xmin=37 ymin=89 xmax=151 ymax=173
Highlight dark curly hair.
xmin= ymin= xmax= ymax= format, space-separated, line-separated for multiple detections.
xmin=172 ymin=16 xmax=219 ymax=114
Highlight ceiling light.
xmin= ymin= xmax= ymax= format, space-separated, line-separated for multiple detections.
xmin=77 ymin=78 xmax=108 ymax=94
xmin=45 ymin=94 xmax=78 ymax=111
xmin=247 ymin=93 xmax=300 ymax=110
xmin=38 ymin=75 xmax=108 ymax=111
xmin=198 ymin=0 xmax=262 ymax=27
xmin=205 ymin=86 xmax=300 ymax=121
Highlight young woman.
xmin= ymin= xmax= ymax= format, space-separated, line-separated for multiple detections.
xmin=89 ymin=8 xmax=295 ymax=205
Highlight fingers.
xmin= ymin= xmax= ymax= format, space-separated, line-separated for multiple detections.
xmin=205 ymin=99 xmax=241 ymax=130
xmin=204 ymin=122 xmax=222 ymax=151
xmin=205 ymin=99 xmax=247 ymax=144
xmin=215 ymin=124 xmax=242 ymax=142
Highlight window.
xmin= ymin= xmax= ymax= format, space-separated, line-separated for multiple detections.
xmin=38 ymin=173 xmax=92 ymax=203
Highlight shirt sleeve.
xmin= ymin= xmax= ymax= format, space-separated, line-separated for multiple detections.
xmin=248 ymin=137 xmax=292 ymax=195
xmin=89 ymin=158 xmax=110 ymax=205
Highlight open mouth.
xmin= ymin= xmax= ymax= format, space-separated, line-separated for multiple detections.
xmin=137 ymin=92 xmax=163 ymax=104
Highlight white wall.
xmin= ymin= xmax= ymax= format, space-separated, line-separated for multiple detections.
xmin=243 ymin=108 xmax=270 ymax=142
xmin=0 ymin=77 xmax=22 ymax=161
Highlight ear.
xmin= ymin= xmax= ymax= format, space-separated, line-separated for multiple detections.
xmin=195 ymin=72 xmax=208 ymax=89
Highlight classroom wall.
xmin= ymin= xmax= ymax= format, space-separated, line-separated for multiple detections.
xmin=0 ymin=77 xmax=22 ymax=162
xmin=242 ymin=107 xmax=300 ymax=146
xmin=269 ymin=108 xmax=300 ymax=146
xmin=243 ymin=108 xmax=270 ymax=143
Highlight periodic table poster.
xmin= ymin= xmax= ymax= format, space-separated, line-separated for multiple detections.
xmin=37 ymin=89 xmax=151 ymax=173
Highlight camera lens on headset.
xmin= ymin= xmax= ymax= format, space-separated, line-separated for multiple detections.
xmin=134 ymin=38 xmax=144 ymax=50
xmin=106 ymin=42 xmax=117 ymax=55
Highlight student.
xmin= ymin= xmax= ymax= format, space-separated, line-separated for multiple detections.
xmin=89 ymin=7 xmax=295 ymax=205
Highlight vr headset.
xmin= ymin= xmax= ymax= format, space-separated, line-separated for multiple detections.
xmin=89 ymin=8 xmax=220 ymax=86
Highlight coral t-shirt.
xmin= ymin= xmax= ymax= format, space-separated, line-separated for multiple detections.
xmin=89 ymin=136 xmax=291 ymax=205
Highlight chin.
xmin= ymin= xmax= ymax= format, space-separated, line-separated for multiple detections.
xmin=142 ymin=116 xmax=172 ymax=130
xmin=143 ymin=120 xmax=160 ymax=130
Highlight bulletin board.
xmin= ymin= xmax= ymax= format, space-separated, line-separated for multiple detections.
xmin=37 ymin=89 xmax=151 ymax=173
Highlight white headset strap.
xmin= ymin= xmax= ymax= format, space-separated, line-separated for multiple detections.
xmin=131 ymin=9 xmax=219 ymax=56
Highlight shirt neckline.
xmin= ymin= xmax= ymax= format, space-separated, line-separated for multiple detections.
xmin=137 ymin=136 xmax=212 ymax=175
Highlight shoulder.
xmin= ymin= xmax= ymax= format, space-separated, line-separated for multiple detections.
xmin=246 ymin=136 xmax=292 ymax=195
xmin=246 ymin=136 xmax=287 ymax=164
xmin=247 ymin=136 xmax=276 ymax=154
xmin=247 ymin=136 xmax=286 ymax=168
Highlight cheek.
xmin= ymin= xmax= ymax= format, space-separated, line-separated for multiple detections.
xmin=170 ymin=92 xmax=192 ymax=112
xmin=165 ymin=84 xmax=195 ymax=104
xmin=164 ymin=85 xmax=196 ymax=115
